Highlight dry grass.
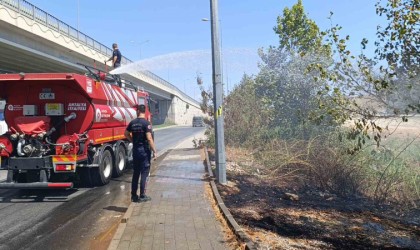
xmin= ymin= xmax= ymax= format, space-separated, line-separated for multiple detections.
xmin=204 ymin=183 xmax=245 ymax=250
xmin=201 ymin=148 xmax=245 ymax=249
xmin=375 ymin=115 xmax=420 ymax=139
xmin=244 ymin=226 xmax=332 ymax=250
xmin=225 ymin=115 xmax=420 ymax=205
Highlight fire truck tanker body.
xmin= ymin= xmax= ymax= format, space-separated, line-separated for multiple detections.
xmin=0 ymin=72 xmax=151 ymax=189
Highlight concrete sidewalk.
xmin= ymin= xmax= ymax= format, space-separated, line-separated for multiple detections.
xmin=108 ymin=135 xmax=229 ymax=250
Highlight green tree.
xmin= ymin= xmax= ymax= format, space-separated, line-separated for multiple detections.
xmin=309 ymin=0 xmax=420 ymax=153
xmin=256 ymin=48 xmax=331 ymax=139
xmin=256 ymin=0 xmax=332 ymax=139
xmin=375 ymin=0 xmax=419 ymax=75
xmin=274 ymin=0 xmax=325 ymax=54
xmin=224 ymin=75 xmax=269 ymax=146
xmin=376 ymin=0 xmax=420 ymax=114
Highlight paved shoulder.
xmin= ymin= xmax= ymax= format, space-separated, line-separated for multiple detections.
xmin=110 ymin=133 xmax=228 ymax=249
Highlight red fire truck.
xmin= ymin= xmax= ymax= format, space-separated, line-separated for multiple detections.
xmin=0 ymin=66 xmax=152 ymax=188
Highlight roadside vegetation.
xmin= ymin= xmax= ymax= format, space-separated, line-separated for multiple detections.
xmin=200 ymin=0 xmax=419 ymax=248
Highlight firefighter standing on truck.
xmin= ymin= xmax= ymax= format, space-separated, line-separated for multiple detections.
xmin=124 ymin=104 xmax=157 ymax=202
xmin=105 ymin=43 xmax=122 ymax=68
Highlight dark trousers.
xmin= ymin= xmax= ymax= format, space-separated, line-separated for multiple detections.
xmin=132 ymin=146 xmax=151 ymax=196
xmin=113 ymin=63 xmax=121 ymax=85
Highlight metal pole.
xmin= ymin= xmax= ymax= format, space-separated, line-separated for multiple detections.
xmin=210 ymin=0 xmax=226 ymax=184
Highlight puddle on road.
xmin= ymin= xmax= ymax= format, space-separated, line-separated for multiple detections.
xmin=165 ymin=154 xmax=201 ymax=160
xmin=161 ymin=190 xmax=183 ymax=198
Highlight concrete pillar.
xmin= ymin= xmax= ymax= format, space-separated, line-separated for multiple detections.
xmin=163 ymin=100 xmax=171 ymax=124
xmin=167 ymin=95 xmax=176 ymax=124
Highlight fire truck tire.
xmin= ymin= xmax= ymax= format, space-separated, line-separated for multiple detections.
xmin=93 ymin=149 xmax=113 ymax=185
xmin=113 ymin=145 xmax=127 ymax=177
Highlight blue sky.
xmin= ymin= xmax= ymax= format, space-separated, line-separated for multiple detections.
xmin=27 ymin=0 xmax=386 ymax=100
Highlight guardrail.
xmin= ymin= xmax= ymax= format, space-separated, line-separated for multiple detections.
xmin=0 ymin=0 xmax=199 ymax=106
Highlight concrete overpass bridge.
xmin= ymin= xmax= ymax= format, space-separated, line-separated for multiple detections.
xmin=0 ymin=0 xmax=203 ymax=125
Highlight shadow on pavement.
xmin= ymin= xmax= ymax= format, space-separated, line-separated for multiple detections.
xmin=103 ymin=205 xmax=128 ymax=213
xmin=0 ymin=188 xmax=79 ymax=203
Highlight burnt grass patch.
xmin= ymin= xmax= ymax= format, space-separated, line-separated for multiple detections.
xmin=217 ymin=173 xmax=420 ymax=250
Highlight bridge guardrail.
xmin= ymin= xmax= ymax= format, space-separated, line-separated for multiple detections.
xmin=0 ymin=0 xmax=199 ymax=106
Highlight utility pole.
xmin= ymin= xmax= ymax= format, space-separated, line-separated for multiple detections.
xmin=210 ymin=0 xmax=226 ymax=184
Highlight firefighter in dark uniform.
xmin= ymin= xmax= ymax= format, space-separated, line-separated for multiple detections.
xmin=105 ymin=43 xmax=122 ymax=68
xmin=125 ymin=104 xmax=157 ymax=202
xmin=105 ymin=43 xmax=122 ymax=86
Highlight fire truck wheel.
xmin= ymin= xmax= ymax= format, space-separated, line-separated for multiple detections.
xmin=93 ymin=149 xmax=113 ymax=185
xmin=113 ymin=145 xmax=127 ymax=177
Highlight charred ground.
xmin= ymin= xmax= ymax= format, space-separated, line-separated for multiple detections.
xmin=209 ymin=150 xmax=420 ymax=250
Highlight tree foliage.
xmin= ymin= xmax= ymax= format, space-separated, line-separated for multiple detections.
xmin=256 ymin=47 xmax=332 ymax=139
xmin=255 ymin=1 xmax=332 ymax=139
xmin=218 ymin=0 xmax=419 ymax=206
xmin=375 ymin=0 xmax=419 ymax=74
xmin=309 ymin=0 xmax=420 ymax=153
xmin=196 ymin=74 xmax=213 ymax=118
xmin=195 ymin=74 xmax=216 ymax=146
xmin=224 ymin=75 xmax=269 ymax=145
xmin=274 ymin=0 xmax=326 ymax=54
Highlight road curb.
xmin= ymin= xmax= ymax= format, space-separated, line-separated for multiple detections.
xmin=108 ymin=203 xmax=134 ymax=249
xmin=203 ymin=146 xmax=258 ymax=250
xmin=153 ymin=125 xmax=178 ymax=131
xmin=107 ymin=156 xmax=163 ymax=250
xmin=107 ymin=221 xmax=127 ymax=250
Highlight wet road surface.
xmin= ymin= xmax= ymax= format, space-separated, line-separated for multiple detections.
xmin=0 ymin=126 xmax=205 ymax=250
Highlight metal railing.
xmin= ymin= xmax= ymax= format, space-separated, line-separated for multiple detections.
xmin=1 ymin=0 xmax=114 ymax=61
xmin=0 ymin=0 xmax=199 ymax=106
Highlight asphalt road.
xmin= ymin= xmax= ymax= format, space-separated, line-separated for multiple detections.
xmin=0 ymin=126 xmax=205 ymax=250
